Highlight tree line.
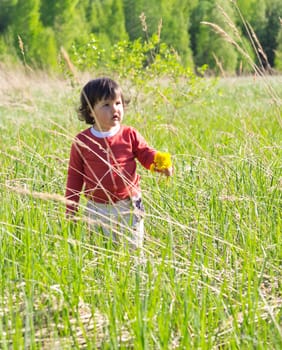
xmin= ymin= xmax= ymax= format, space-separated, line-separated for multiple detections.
xmin=0 ymin=0 xmax=281 ymax=74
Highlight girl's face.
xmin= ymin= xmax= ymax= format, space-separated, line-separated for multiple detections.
xmin=92 ymin=94 xmax=124 ymax=132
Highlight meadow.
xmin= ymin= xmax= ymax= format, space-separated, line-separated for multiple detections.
xmin=0 ymin=66 xmax=281 ymax=349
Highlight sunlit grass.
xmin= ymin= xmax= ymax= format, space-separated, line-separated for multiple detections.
xmin=0 ymin=68 xmax=281 ymax=349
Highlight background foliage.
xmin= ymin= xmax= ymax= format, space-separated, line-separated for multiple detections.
xmin=0 ymin=0 xmax=281 ymax=74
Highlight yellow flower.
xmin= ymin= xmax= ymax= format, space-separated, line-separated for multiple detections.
xmin=150 ymin=152 xmax=172 ymax=172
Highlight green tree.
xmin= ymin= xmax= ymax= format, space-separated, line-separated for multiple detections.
xmin=190 ymin=0 xmax=238 ymax=74
xmin=12 ymin=0 xmax=41 ymax=39
xmin=11 ymin=0 xmax=57 ymax=68
xmin=49 ymin=0 xmax=82 ymax=47
xmin=0 ymin=0 xmax=18 ymax=33
xmin=236 ymin=0 xmax=266 ymax=26
xmin=88 ymin=0 xmax=128 ymax=47
xmin=261 ymin=0 xmax=282 ymax=67
xmin=235 ymin=0 xmax=271 ymax=68
xmin=274 ymin=20 xmax=282 ymax=72
xmin=160 ymin=0 xmax=196 ymax=67
xmin=0 ymin=0 xmax=19 ymax=62
xmin=124 ymin=0 xmax=195 ymax=67
xmin=39 ymin=0 xmax=57 ymax=27
xmin=123 ymin=0 xmax=157 ymax=40
xmin=12 ymin=0 xmax=42 ymax=61
xmin=274 ymin=22 xmax=282 ymax=70
xmin=236 ymin=0 xmax=282 ymax=68
xmin=40 ymin=0 xmax=90 ymax=51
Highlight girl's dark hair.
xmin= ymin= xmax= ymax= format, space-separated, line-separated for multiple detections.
xmin=78 ymin=77 xmax=125 ymax=124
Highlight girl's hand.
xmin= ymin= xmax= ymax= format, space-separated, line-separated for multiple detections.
xmin=157 ymin=166 xmax=174 ymax=177
xmin=150 ymin=152 xmax=173 ymax=177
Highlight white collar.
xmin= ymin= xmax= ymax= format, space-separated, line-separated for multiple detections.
xmin=90 ymin=125 xmax=120 ymax=138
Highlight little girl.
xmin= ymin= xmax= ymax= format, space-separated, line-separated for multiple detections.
xmin=65 ymin=77 xmax=172 ymax=248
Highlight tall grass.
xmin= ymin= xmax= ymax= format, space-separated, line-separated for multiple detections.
xmin=0 ymin=63 xmax=281 ymax=349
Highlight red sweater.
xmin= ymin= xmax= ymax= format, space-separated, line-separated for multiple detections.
xmin=65 ymin=125 xmax=156 ymax=213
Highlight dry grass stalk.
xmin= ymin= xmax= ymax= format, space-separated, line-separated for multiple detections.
xmin=247 ymin=21 xmax=272 ymax=72
xmin=139 ymin=12 xmax=147 ymax=33
xmin=230 ymin=0 xmax=272 ymax=74
xmin=157 ymin=18 xmax=163 ymax=42
xmin=18 ymin=35 xmax=24 ymax=56
xmin=201 ymin=19 xmax=282 ymax=116
xmin=212 ymin=52 xmax=226 ymax=77
xmin=17 ymin=35 xmax=33 ymax=72
xmin=60 ymin=46 xmax=80 ymax=84
xmin=5 ymin=184 xmax=75 ymax=208
xmin=200 ymin=21 xmax=252 ymax=65
xmin=217 ymin=4 xmax=241 ymax=41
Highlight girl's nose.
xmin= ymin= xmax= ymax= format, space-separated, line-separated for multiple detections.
xmin=112 ymin=103 xmax=118 ymax=112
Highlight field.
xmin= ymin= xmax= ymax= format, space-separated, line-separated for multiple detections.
xmin=0 ymin=67 xmax=281 ymax=349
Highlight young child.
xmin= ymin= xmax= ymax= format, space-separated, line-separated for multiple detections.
xmin=65 ymin=77 xmax=172 ymax=248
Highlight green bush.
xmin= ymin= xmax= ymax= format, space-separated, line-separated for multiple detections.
xmin=67 ymin=31 xmax=210 ymax=115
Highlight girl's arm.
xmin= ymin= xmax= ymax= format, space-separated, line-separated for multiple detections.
xmin=65 ymin=141 xmax=84 ymax=215
xmin=133 ymin=129 xmax=173 ymax=176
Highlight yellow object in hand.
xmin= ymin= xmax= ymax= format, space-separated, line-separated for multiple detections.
xmin=150 ymin=152 xmax=172 ymax=172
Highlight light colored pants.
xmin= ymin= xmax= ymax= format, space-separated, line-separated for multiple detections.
xmin=85 ymin=197 xmax=144 ymax=249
